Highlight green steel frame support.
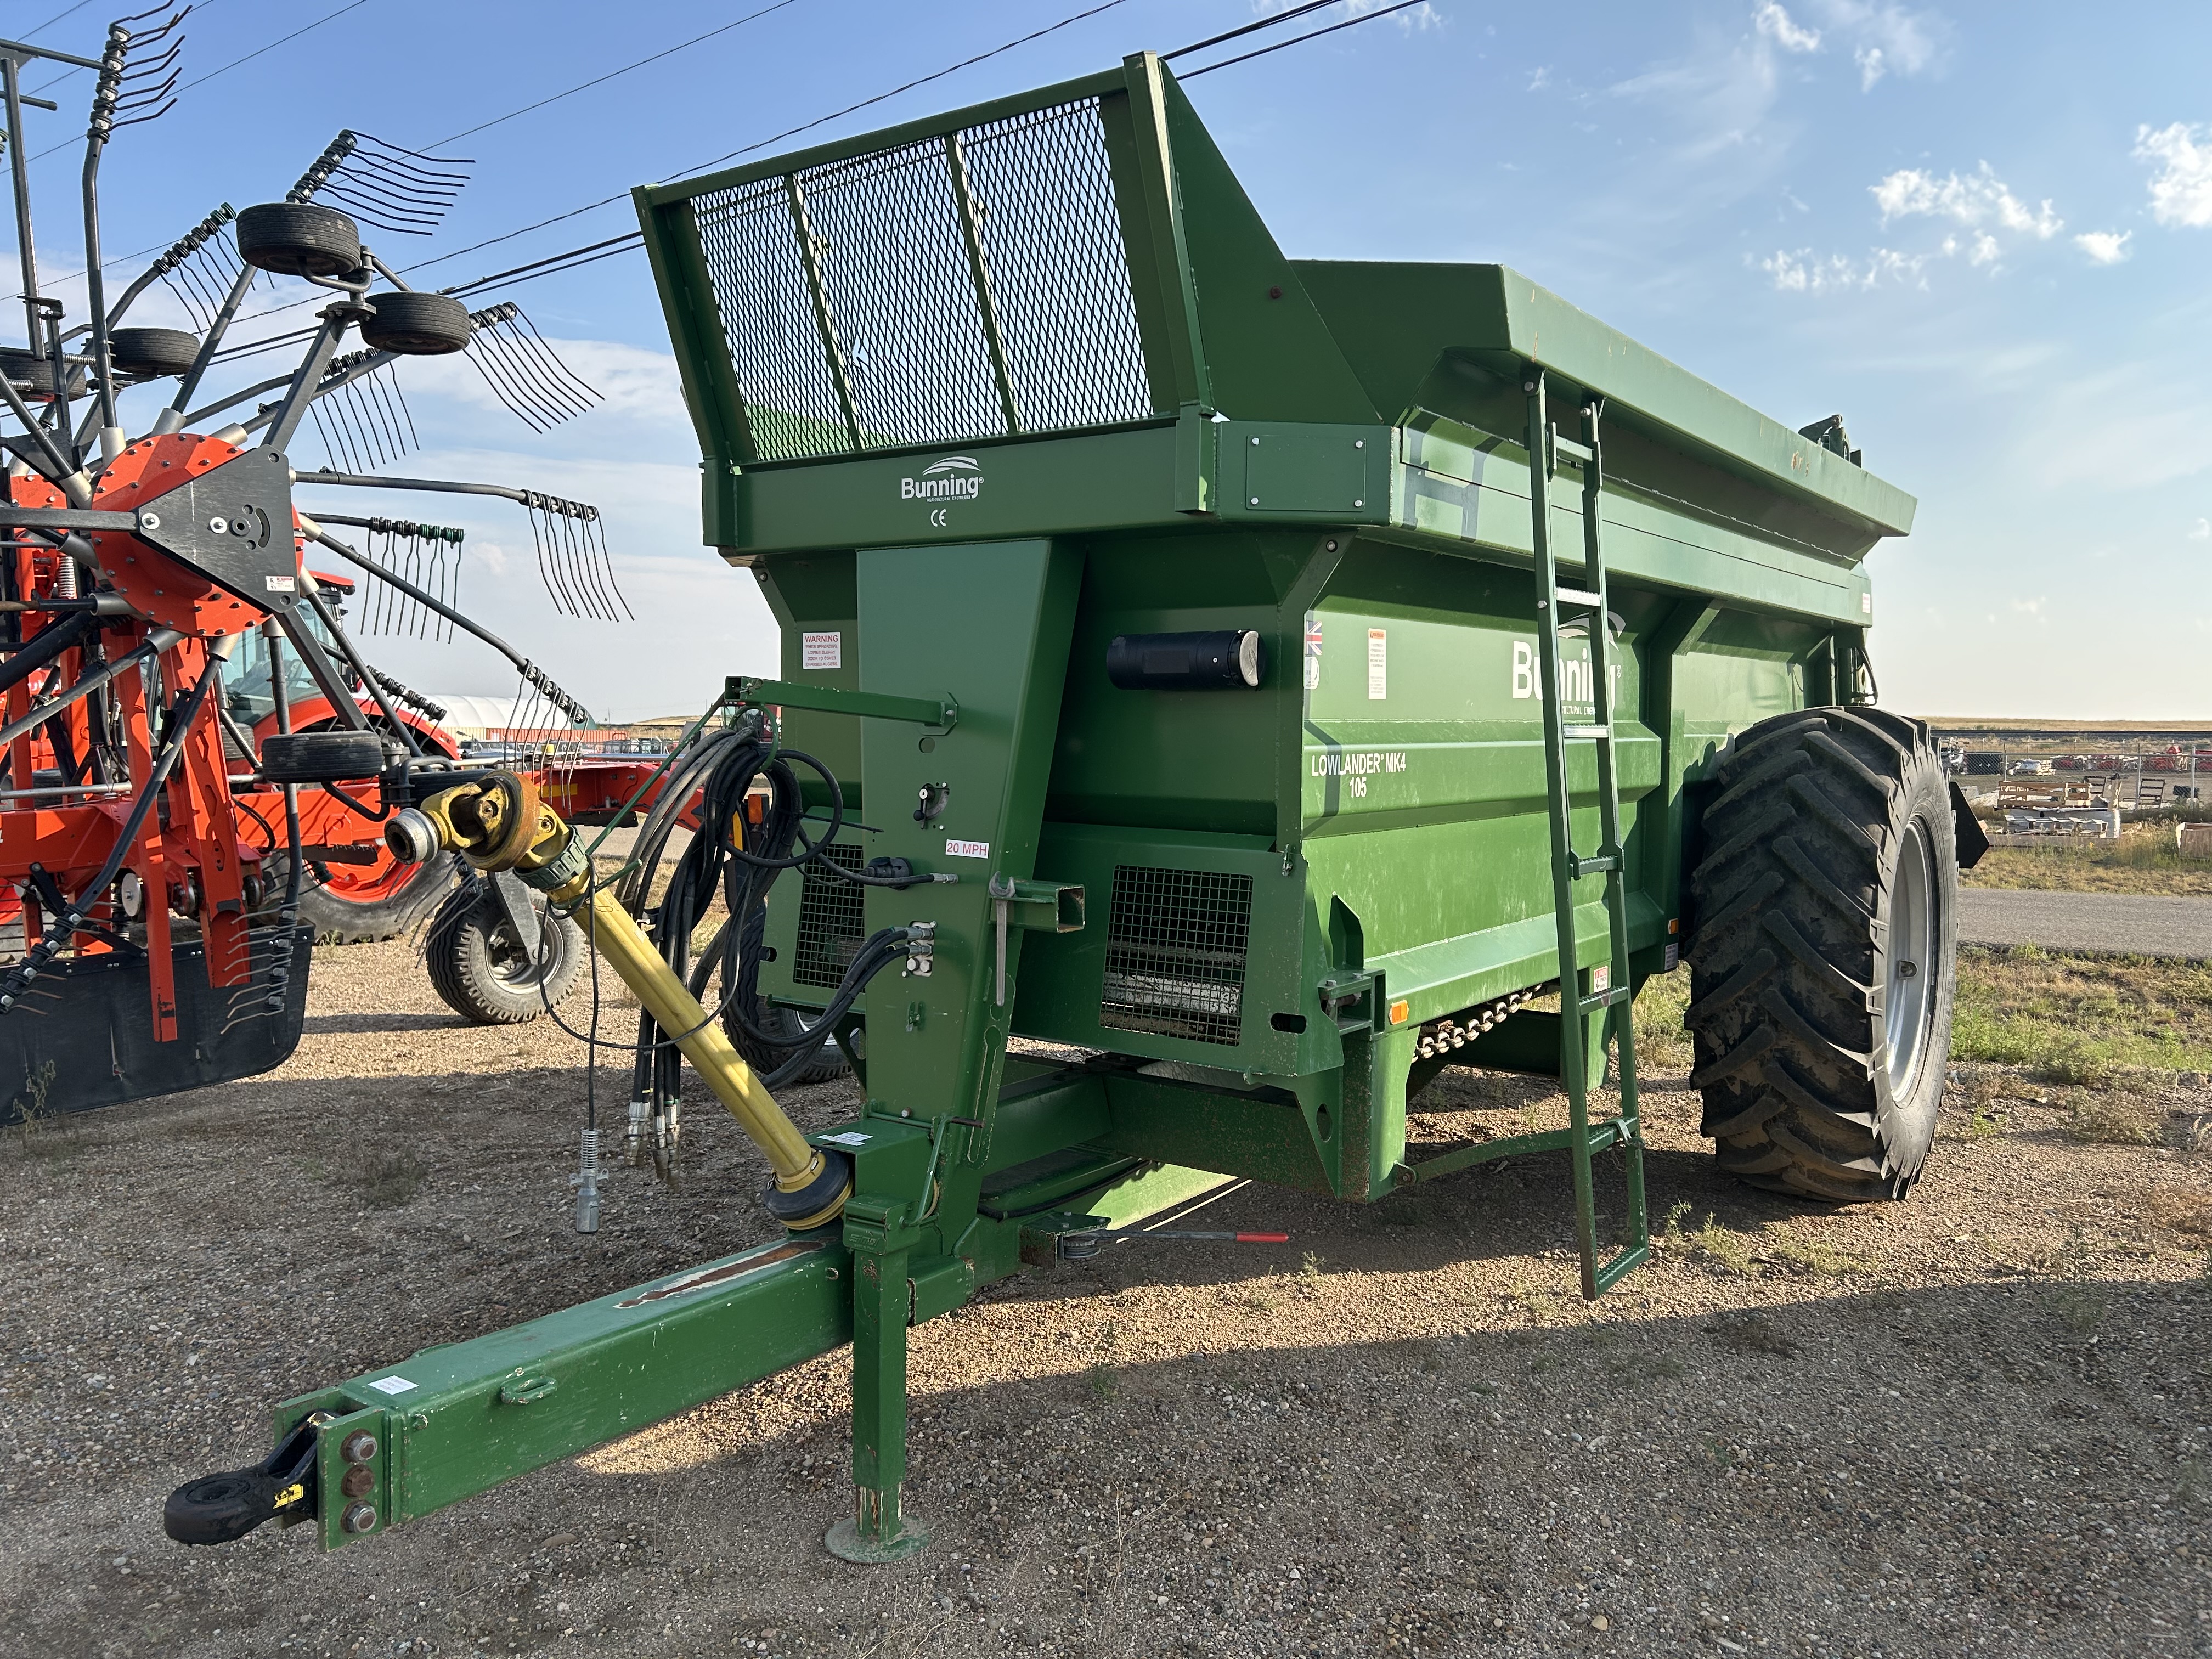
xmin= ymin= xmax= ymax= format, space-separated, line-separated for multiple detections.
xmin=830 ymin=1245 xmax=923 ymax=1561
xmin=1523 ymin=368 xmax=1650 ymax=1300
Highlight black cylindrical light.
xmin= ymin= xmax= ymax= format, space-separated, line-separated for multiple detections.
xmin=1105 ymin=630 xmax=1265 ymax=691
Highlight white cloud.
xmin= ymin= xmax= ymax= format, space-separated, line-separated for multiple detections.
xmin=2191 ymin=518 xmax=2211 ymax=542
xmin=1527 ymin=65 xmax=1551 ymax=92
xmin=1816 ymin=1 xmax=1949 ymax=87
xmin=2073 ymin=229 xmax=2132 ymax=265
xmin=1341 ymin=0 xmax=1442 ymax=30
xmin=1967 ymin=231 xmax=2000 ymax=267
xmin=1753 ymin=2 xmax=1822 ymax=53
xmin=1871 ymin=162 xmax=2062 ymax=238
xmin=1759 ymin=246 xmax=1926 ymax=292
xmin=2134 ymin=122 xmax=2212 ymax=228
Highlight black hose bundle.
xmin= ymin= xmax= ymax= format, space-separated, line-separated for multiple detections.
xmin=617 ymin=721 xmax=905 ymax=1115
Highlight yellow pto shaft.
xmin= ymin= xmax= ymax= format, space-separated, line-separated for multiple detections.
xmin=391 ymin=775 xmax=849 ymax=1229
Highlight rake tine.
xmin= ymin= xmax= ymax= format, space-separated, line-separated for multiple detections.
xmin=357 ymin=372 xmax=403 ymax=465
xmin=386 ymin=366 xmax=420 ymax=454
xmin=557 ymin=503 xmax=592 ymax=620
xmin=527 ymin=500 xmax=567 ymax=618
xmin=467 ymin=326 xmax=558 ymax=433
xmin=509 ymin=307 xmax=604 ymax=416
xmin=564 ymin=506 xmax=605 ymax=622
xmin=571 ymin=507 xmax=611 ymax=623
xmin=592 ymin=510 xmax=634 ymax=622
xmin=485 ymin=318 xmax=587 ymax=426
xmin=487 ymin=321 xmax=579 ymax=430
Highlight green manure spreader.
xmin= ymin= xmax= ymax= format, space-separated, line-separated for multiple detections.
xmin=168 ymin=51 xmax=1978 ymax=1563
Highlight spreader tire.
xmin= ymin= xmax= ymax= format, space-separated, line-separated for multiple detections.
xmin=425 ymin=886 xmax=585 ymax=1024
xmin=109 ymin=326 xmax=201 ymax=379
xmin=292 ymin=853 xmax=455 ymax=944
xmin=237 ymin=201 xmax=361 ymax=278
xmin=260 ymin=730 xmax=386 ymax=783
xmin=1683 ymin=706 xmax=1957 ymax=1203
xmin=360 ymin=291 xmax=472 ymax=356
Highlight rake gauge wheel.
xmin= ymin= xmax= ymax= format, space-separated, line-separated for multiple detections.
xmin=424 ymin=885 xmax=585 ymax=1024
xmin=260 ymin=730 xmax=388 ymax=783
xmin=237 ymin=201 xmax=362 ymax=278
xmin=1683 ymin=706 xmax=1959 ymax=1202
xmin=109 ymin=326 xmax=201 ymax=379
xmin=360 ymin=291 xmax=472 ymax=356
xmin=0 ymin=348 xmax=84 ymax=399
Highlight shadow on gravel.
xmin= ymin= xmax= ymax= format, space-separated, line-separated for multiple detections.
xmin=300 ymin=1011 xmax=479 ymax=1035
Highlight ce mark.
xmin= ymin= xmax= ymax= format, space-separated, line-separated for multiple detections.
xmin=929 ymin=508 xmax=949 ymax=528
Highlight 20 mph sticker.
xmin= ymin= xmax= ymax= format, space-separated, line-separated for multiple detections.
xmin=945 ymin=839 xmax=990 ymax=859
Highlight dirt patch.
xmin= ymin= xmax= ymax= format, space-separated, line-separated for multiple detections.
xmin=2 ymin=941 xmax=2210 ymax=1658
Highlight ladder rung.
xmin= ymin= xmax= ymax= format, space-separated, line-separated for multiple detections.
xmin=1578 ymin=986 xmax=1629 ymax=1014
xmin=1552 ymin=434 xmax=1595 ymax=466
xmin=1554 ymin=585 xmax=1605 ymax=608
xmin=1560 ymin=723 xmax=1610 ymax=740
xmin=1570 ymin=851 xmax=1620 ymax=876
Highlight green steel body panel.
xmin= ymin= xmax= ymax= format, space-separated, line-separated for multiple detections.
xmin=247 ymin=49 xmax=1920 ymax=1555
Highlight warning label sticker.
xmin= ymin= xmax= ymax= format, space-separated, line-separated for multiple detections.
xmin=365 ymin=1375 xmax=417 ymax=1396
xmin=1367 ymin=628 xmax=1387 ymax=701
xmin=802 ymin=631 xmax=842 ymax=669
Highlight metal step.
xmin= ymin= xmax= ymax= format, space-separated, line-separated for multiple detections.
xmin=1525 ymin=381 xmax=1650 ymax=1302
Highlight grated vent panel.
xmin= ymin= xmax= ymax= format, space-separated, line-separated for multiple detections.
xmin=1098 ymin=865 xmax=1252 ymax=1047
xmin=792 ymin=842 xmax=867 ymax=990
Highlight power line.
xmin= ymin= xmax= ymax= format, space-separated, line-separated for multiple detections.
xmin=1181 ymin=0 xmax=1432 ymax=78
xmin=195 ymin=0 xmax=1137 ymax=337
xmin=426 ymin=0 xmax=808 ymax=149
xmin=1162 ymin=0 xmax=1340 ymax=61
xmin=393 ymin=0 xmax=1136 ymax=285
xmin=21 ymin=0 xmax=101 ymax=43
xmin=29 ymin=0 xmax=366 ymax=162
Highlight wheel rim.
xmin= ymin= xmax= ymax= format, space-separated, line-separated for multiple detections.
xmin=486 ymin=919 xmax=557 ymax=989
xmin=1887 ymin=816 xmax=1936 ymax=1097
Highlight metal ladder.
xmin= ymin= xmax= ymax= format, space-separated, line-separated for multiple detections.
xmin=1523 ymin=369 xmax=1650 ymax=1299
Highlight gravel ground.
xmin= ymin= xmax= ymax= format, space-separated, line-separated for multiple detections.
xmin=1957 ymin=890 xmax=2212 ymax=959
xmin=2 ymin=938 xmax=2210 ymax=1659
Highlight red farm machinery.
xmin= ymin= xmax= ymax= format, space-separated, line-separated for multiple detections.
xmin=0 ymin=12 xmax=635 ymax=1118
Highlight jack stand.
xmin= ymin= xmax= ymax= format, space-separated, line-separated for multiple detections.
xmin=825 ymin=1246 xmax=929 ymax=1562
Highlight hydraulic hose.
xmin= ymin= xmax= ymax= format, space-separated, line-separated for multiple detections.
xmin=391 ymin=776 xmax=850 ymax=1230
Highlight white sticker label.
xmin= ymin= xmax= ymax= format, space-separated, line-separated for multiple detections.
xmin=944 ymin=838 xmax=990 ymax=859
xmin=802 ymin=631 xmax=842 ymax=669
xmin=1860 ymin=592 xmax=1872 ymax=615
xmin=365 ymin=1375 xmax=417 ymax=1396
xmin=1367 ymin=628 xmax=1387 ymax=701
xmin=264 ymin=574 xmax=296 ymax=592
xmin=1591 ymin=964 xmax=1611 ymax=993
xmin=819 ymin=1131 xmax=873 ymax=1148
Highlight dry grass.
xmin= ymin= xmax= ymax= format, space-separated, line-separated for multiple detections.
xmin=2065 ymin=1091 xmax=2168 ymax=1146
xmin=1962 ymin=822 xmax=2212 ymax=896
xmin=1950 ymin=945 xmax=2212 ymax=1084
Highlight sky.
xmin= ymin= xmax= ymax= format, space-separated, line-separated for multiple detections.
xmin=5 ymin=0 xmax=2208 ymax=721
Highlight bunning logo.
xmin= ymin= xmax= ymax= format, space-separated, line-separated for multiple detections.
xmin=900 ymin=455 xmax=984 ymax=501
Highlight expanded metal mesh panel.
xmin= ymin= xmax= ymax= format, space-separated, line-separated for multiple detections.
xmin=693 ymin=179 xmax=851 ymax=462
xmin=962 ymin=101 xmax=1152 ymax=434
xmin=685 ymin=95 xmax=1155 ymax=461
xmin=1098 ymin=866 xmax=1252 ymax=1048
xmin=792 ymin=843 xmax=867 ymax=990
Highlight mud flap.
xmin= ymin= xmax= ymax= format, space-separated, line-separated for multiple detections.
xmin=0 ymin=925 xmax=312 ymax=1122
xmin=1948 ymin=781 xmax=1990 ymax=871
